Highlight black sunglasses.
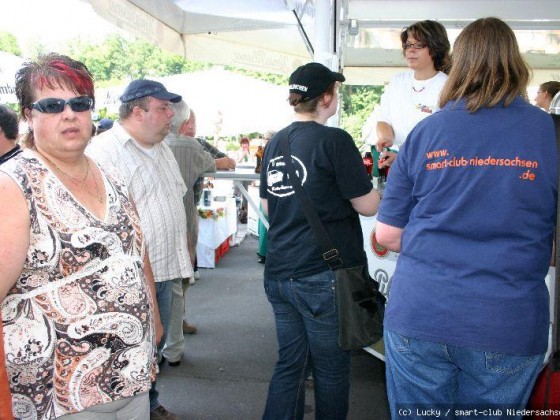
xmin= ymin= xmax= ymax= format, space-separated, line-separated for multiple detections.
xmin=32 ymin=96 xmax=94 ymax=114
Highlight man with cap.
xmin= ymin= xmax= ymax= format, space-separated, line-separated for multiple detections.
xmin=87 ymin=79 xmax=192 ymax=420
xmin=96 ymin=117 xmax=114 ymax=135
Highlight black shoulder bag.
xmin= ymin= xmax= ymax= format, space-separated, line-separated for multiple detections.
xmin=277 ymin=129 xmax=385 ymax=351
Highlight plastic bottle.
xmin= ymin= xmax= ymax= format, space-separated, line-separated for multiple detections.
xmin=203 ymin=188 xmax=212 ymax=207
xmin=363 ymin=152 xmax=373 ymax=179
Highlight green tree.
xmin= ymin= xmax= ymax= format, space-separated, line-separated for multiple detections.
xmin=0 ymin=32 xmax=22 ymax=56
xmin=66 ymin=33 xmax=210 ymax=83
xmin=341 ymin=85 xmax=383 ymax=148
xmin=63 ymin=33 xmax=382 ymax=143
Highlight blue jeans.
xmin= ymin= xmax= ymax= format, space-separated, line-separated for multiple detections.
xmin=263 ymin=270 xmax=350 ymax=420
xmin=149 ymin=280 xmax=175 ymax=411
xmin=384 ymin=328 xmax=545 ymax=420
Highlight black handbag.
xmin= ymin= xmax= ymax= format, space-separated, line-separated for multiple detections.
xmin=277 ymin=128 xmax=385 ymax=351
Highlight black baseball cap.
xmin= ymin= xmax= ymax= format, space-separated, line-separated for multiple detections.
xmin=120 ymin=79 xmax=182 ymax=103
xmin=289 ymin=62 xmax=345 ymax=100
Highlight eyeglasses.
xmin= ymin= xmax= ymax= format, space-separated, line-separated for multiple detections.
xmin=32 ymin=96 xmax=94 ymax=114
xmin=403 ymin=42 xmax=427 ymax=50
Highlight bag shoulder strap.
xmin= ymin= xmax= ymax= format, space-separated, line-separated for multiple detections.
xmin=277 ymin=128 xmax=343 ymax=270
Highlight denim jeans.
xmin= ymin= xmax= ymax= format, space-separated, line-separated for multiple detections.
xmin=384 ymin=328 xmax=545 ymax=420
xmin=149 ymin=280 xmax=175 ymax=411
xmin=263 ymin=270 xmax=350 ymax=420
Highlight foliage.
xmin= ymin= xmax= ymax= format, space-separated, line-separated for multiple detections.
xmin=0 ymin=30 xmax=383 ymax=142
xmin=340 ymin=85 xmax=383 ymax=149
xmin=0 ymin=32 xmax=22 ymax=56
xmin=65 ymin=33 xmax=211 ymax=82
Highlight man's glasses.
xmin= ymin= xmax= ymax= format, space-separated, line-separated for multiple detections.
xmin=403 ymin=42 xmax=427 ymax=50
xmin=32 ymin=96 xmax=94 ymax=114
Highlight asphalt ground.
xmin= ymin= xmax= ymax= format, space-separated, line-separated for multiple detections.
xmin=156 ymin=233 xmax=391 ymax=420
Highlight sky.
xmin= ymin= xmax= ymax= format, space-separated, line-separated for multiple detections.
xmin=1 ymin=0 xmax=120 ymax=54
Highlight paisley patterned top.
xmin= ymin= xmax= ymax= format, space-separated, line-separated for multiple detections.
xmin=0 ymin=150 xmax=157 ymax=420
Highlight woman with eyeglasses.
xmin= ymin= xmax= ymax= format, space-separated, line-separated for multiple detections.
xmin=375 ymin=20 xmax=450 ymax=169
xmin=376 ymin=18 xmax=557 ymax=416
xmin=0 ymin=53 xmax=162 ymax=419
xmin=534 ymin=81 xmax=560 ymax=112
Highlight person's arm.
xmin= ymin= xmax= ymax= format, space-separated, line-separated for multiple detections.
xmin=128 ymin=195 xmax=164 ymax=345
xmin=376 ymin=120 xmax=395 ymax=151
xmin=237 ymin=149 xmax=250 ymax=163
xmin=0 ymin=173 xmax=29 ymax=302
xmin=261 ymin=198 xmax=268 ymax=216
xmin=349 ymin=189 xmax=380 ymax=217
xmin=375 ymin=220 xmax=403 ymax=252
xmin=215 ymin=157 xmax=236 ymax=170
xmin=197 ymin=138 xmax=227 ymax=159
xmin=0 ymin=173 xmax=27 ymax=420
xmin=143 ymin=250 xmax=164 ymax=345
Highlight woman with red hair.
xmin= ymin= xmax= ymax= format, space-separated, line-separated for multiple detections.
xmin=0 ymin=53 xmax=162 ymax=419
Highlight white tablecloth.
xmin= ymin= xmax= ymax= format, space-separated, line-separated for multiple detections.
xmin=197 ymin=197 xmax=237 ymax=268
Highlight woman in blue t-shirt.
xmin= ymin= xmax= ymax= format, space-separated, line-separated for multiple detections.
xmin=259 ymin=62 xmax=380 ymax=419
xmin=376 ymin=17 xmax=558 ymax=417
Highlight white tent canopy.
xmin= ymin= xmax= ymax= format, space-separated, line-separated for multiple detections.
xmin=96 ymin=67 xmax=293 ymax=136
xmin=87 ymin=0 xmax=560 ymax=86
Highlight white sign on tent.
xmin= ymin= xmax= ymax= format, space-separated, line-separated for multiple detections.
xmin=0 ymin=52 xmax=22 ymax=105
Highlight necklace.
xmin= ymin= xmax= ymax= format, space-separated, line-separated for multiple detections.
xmin=36 ymin=150 xmax=104 ymax=204
xmin=412 ymin=72 xmax=439 ymax=93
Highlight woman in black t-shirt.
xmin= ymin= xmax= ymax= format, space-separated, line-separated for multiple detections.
xmin=259 ymin=62 xmax=380 ymax=420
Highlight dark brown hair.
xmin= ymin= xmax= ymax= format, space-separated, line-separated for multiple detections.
xmin=439 ymin=17 xmax=530 ymax=113
xmin=401 ymin=20 xmax=450 ymax=73
xmin=0 ymin=105 xmax=19 ymax=140
xmin=540 ymin=81 xmax=560 ymax=100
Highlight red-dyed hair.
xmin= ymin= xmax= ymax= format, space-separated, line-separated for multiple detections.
xmin=15 ymin=53 xmax=95 ymax=147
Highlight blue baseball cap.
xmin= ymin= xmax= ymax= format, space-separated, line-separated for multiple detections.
xmin=120 ymin=79 xmax=182 ymax=103
xmin=98 ymin=118 xmax=114 ymax=131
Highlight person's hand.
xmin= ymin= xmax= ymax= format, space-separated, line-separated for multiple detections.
xmin=378 ymin=151 xmax=397 ymax=169
xmin=154 ymin=316 xmax=164 ymax=345
xmin=216 ymin=157 xmax=236 ymax=170
xmin=376 ymin=136 xmax=394 ymax=152
xmin=376 ymin=121 xmax=394 ymax=152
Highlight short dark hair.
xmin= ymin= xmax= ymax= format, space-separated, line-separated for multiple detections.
xmin=119 ymin=96 xmax=150 ymax=120
xmin=0 ymin=105 xmax=19 ymax=140
xmin=401 ymin=20 xmax=451 ymax=73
